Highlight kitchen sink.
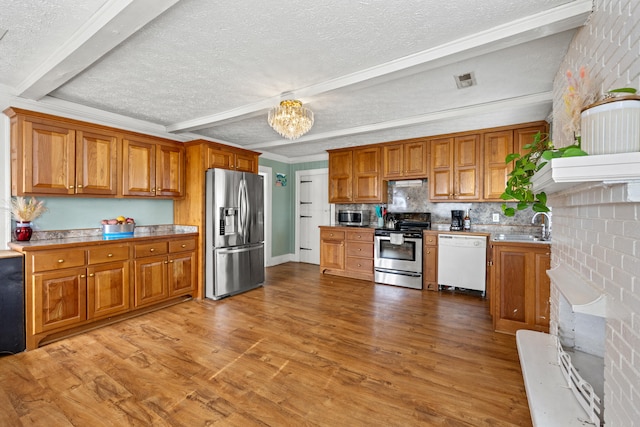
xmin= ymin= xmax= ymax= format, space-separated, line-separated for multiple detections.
xmin=492 ymin=234 xmax=549 ymax=243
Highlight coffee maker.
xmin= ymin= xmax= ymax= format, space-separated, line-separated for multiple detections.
xmin=450 ymin=210 xmax=464 ymax=231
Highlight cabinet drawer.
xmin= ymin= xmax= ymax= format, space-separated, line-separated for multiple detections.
xmin=169 ymin=238 xmax=196 ymax=253
xmin=31 ymin=249 xmax=85 ymax=272
xmin=134 ymin=241 xmax=168 ymax=257
xmin=346 ymin=256 xmax=373 ymax=273
xmin=423 ymin=233 xmax=437 ymax=245
xmin=346 ymin=230 xmax=374 ymax=242
xmin=346 ymin=242 xmax=373 ymax=258
xmin=321 ymin=230 xmax=345 ymax=240
xmin=87 ymin=244 xmax=130 ymax=265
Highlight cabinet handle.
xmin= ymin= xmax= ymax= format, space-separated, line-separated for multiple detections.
xmin=150 ymin=248 xmax=155 ymax=252
xmin=77 ymin=184 xmax=83 ymax=188
xmin=80 ymin=274 xmax=86 ymax=278
xmin=108 ymin=253 xmax=113 ymax=257
xmin=169 ymin=260 xmax=174 ymax=263
xmin=69 ymin=185 xmax=74 ymax=189
xmin=152 ymin=188 xmax=156 ymax=192
xmin=358 ymin=248 xmax=361 ymax=252
xmin=426 ymin=250 xmax=431 ymax=254
xmin=357 ymin=264 xmax=361 ymax=267
xmin=89 ymin=273 xmax=95 ymax=277
xmin=181 ymin=244 xmax=186 ymax=248
xmin=58 ymin=259 xmax=64 ymax=263
xmin=164 ymin=260 xmax=168 ymax=264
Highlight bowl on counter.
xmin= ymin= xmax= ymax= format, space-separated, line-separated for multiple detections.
xmin=102 ymin=223 xmax=135 ymax=240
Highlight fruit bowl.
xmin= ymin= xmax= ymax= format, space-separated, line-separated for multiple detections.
xmin=102 ymin=223 xmax=135 ymax=239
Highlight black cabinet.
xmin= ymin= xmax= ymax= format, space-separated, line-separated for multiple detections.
xmin=0 ymin=252 xmax=25 ymax=354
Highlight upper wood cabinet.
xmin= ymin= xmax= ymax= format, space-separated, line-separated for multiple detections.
xmin=4 ymin=107 xmax=185 ymax=199
xmin=429 ymin=134 xmax=481 ymax=201
xmin=5 ymin=109 xmax=119 ymax=196
xmin=382 ymin=139 xmax=428 ymax=180
xmin=121 ymin=135 xmax=185 ymax=198
xmin=207 ymin=143 xmax=259 ymax=173
xmin=483 ymin=123 xmax=548 ymax=201
xmin=328 ymin=146 xmax=387 ymax=204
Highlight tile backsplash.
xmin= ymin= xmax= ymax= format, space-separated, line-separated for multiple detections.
xmin=338 ymin=179 xmax=540 ymax=231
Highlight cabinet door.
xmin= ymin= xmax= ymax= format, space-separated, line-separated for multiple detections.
xmin=429 ymin=137 xmax=453 ymax=200
xmin=514 ymin=125 xmax=548 ymax=157
xmin=404 ymin=140 xmax=428 ymax=178
xmin=353 ymin=146 xmax=383 ymax=202
xmin=207 ymin=147 xmax=235 ymax=170
xmin=156 ymin=143 xmax=185 ymax=197
xmin=122 ymin=137 xmax=156 ymax=196
xmin=423 ymin=243 xmax=438 ymax=291
xmin=23 ymin=119 xmax=76 ymax=195
xmin=33 ymin=267 xmax=87 ymax=333
xmin=328 ymin=150 xmax=353 ymax=203
xmin=168 ymin=251 xmax=196 ymax=296
xmin=533 ymin=250 xmax=551 ymax=329
xmin=235 ymin=152 xmax=258 ymax=173
xmin=382 ymin=143 xmax=404 ymax=179
xmin=483 ymin=130 xmax=513 ymax=200
xmin=453 ymin=134 xmax=480 ymax=200
xmin=87 ymin=261 xmax=130 ymax=320
xmin=134 ymin=255 xmax=168 ymax=307
xmin=75 ymin=129 xmax=118 ymax=195
xmin=320 ymin=240 xmax=345 ymax=271
xmin=494 ymin=246 xmax=527 ymax=333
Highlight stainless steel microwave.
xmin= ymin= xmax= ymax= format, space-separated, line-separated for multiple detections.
xmin=338 ymin=210 xmax=369 ymax=227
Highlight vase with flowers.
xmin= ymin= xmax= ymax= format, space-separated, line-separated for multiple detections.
xmin=10 ymin=197 xmax=47 ymax=241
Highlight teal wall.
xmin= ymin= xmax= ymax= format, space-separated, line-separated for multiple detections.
xmin=26 ymin=197 xmax=173 ymax=231
xmin=259 ymin=158 xmax=328 ymax=257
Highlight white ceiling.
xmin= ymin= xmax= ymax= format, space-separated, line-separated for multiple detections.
xmin=0 ymin=0 xmax=592 ymax=160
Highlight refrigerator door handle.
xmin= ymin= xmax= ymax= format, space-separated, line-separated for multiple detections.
xmin=216 ymin=243 xmax=262 ymax=255
xmin=237 ymin=178 xmax=245 ymax=239
xmin=239 ymin=178 xmax=249 ymax=244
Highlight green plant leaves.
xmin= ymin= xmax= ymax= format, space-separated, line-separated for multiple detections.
xmin=609 ymin=87 xmax=637 ymax=94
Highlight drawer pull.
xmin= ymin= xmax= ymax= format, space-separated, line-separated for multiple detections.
xmin=89 ymin=273 xmax=95 ymax=277
xmin=358 ymin=248 xmax=361 ymax=252
xmin=150 ymin=248 xmax=155 ymax=252
xmin=108 ymin=253 xmax=113 ymax=257
xmin=69 ymin=185 xmax=74 ymax=189
xmin=80 ymin=274 xmax=86 ymax=278
xmin=181 ymin=244 xmax=186 ymax=248
xmin=77 ymin=184 xmax=83 ymax=188
xmin=58 ymin=259 xmax=64 ymax=263
xmin=169 ymin=260 xmax=174 ymax=263
xmin=164 ymin=260 xmax=168 ymax=264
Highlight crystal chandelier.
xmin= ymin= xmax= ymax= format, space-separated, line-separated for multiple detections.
xmin=267 ymin=100 xmax=314 ymax=140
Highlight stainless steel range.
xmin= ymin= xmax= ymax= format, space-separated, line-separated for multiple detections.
xmin=374 ymin=212 xmax=431 ymax=289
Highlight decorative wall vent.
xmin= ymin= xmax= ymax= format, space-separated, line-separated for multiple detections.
xmin=454 ymin=72 xmax=476 ymax=89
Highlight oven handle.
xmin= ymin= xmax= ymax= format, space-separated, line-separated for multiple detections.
xmin=374 ymin=267 xmax=421 ymax=277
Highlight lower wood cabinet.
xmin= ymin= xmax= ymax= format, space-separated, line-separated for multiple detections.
xmin=320 ymin=226 xmax=373 ymax=281
xmin=422 ymin=231 xmax=439 ymax=291
xmin=18 ymin=234 xmax=197 ymax=350
xmin=490 ymin=242 xmax=550 ymax=334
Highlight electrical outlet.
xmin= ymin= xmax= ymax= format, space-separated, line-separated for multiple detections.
xmin=492 ymin=213 xmax=500 ymax=223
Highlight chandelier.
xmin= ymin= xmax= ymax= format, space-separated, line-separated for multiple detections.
xmin=267 ymin=100 xmax=314 ymax=140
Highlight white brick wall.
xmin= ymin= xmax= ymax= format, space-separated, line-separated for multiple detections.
xmin=550 ymin=1 xmax=640 ymax=426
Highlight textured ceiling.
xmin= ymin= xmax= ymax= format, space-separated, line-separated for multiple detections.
xmin=0 ymin=0 xmax=592 ymax=160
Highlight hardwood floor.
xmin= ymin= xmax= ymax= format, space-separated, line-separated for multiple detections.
xmin=0 ymin=263 xmax=532 ymax=426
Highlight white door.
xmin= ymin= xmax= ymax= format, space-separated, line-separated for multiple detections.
xmin=296 ymin=169 xmax=330 ymax=265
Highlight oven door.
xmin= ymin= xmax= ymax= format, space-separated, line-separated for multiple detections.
xmin=374 ymin=235 xmax=422 ymax=273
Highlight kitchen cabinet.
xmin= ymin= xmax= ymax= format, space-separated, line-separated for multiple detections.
xmin=14 ymin=233 xmax=197 ymax=350
xmin=483 ymin=122 xmax=548 ymax=200
xmin=490 ymin=241 xmax=550 ymax=334
xmin=328 ymin=146 xmax=387 ymax=203
xmin=382 ymin=139 xmax=428 ymax=180
xmin=422 ymin=231 xmax=439 ymax=291
xmin=207 ymin=143 xmax=259 ymax=173
xmin=429 ymin=134 xmax=481 ymax=201
xmin=319 ymin=227 xmax=374 ymax=280
xmin=5 ymin=107 xmax=186 ymax=199
xmin=5 ymin=108 xmax=119 ymax=196
xmin=174 ymin=140 xmax=261 ymax=298
xmin=122 ymin=135 xmax=185 ymax=198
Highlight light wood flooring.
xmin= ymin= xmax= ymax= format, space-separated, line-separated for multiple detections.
xmin=0 ymin=262 xmax=532 ymax=426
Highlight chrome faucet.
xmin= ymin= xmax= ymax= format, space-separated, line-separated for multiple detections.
xmin=532 ymin=211 xmax=552 ymax=241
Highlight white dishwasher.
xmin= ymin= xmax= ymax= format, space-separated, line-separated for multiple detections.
xmin=437 ymin=234 xmax=487 ymax=295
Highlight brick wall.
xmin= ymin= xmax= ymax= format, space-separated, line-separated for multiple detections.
xmin=550 ymin=1 xmax=640 ymax=425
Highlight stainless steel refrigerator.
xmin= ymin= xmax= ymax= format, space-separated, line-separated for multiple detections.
xmin=205 ymin=168 xmax=265 ymax=299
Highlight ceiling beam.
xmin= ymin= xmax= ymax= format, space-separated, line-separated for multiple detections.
xmin=166 ymin=0 xmax=592 ymax=133
xmin=16 ymin=0 xmax=181 ymax=100
xmin=244 ymin=92 xmax=554 ymax=151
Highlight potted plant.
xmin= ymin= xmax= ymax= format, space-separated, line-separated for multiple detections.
xmin=10 ymin=196 xmax=47 ymax=241
xmin=500 ymin=132 xmax=587 ymax=216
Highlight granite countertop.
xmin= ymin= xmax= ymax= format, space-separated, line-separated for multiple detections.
xmin=8 ymin=224 xmax=198 ymax=251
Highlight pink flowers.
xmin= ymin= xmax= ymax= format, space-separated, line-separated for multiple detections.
xmin=562 ymin=66 xmax=595 ymax=143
